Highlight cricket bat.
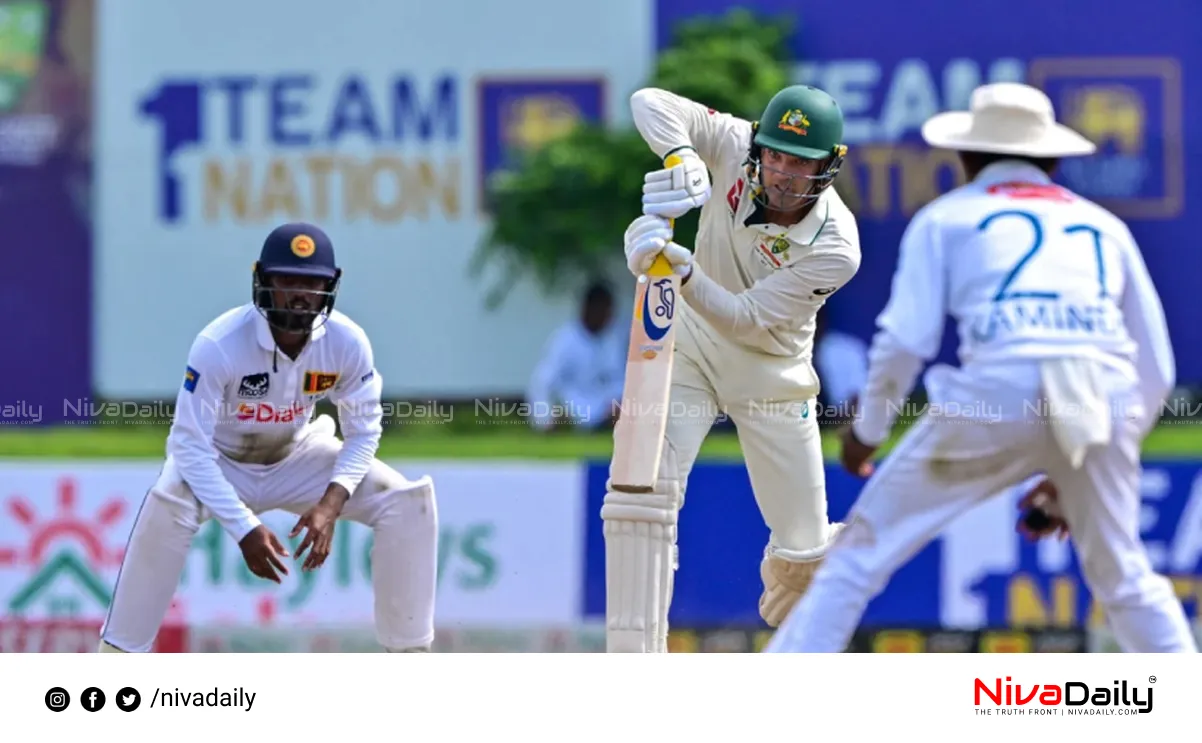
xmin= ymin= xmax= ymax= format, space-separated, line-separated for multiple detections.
xmin=609 ymin=153 xmax=685 ymax=493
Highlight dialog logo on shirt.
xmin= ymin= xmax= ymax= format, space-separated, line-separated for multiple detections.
xmin=235 ymin=401 xmax=306 ymax=423
xmin=986 ymin=181 xmax=1075 ymax=202
xmin=237 ymin=373 xmax=270 ymax=398
xmin=302 ymin=371 xmax=339 ymax=394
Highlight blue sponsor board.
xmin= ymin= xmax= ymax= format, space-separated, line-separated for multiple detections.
xmin=137 ymin=72 xmax=459 ymax=225
xmin=583 ymin=460 xmax=1202 ymax=629
xmin=476 ymin=77 xmax=607 ymax=212
xmin=653 ymin=0 xmax=1202 ymax=383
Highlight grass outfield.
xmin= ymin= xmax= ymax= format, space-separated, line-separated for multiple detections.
xmin=2 ymin=420 xmax=1202 ymax=460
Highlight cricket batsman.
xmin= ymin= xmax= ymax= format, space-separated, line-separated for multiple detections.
xmin=766 ymin=83 xmax=1198 ymax=653
xmin=603 ymin=85 xmax=862 ymax=651
xmin=98 ymin=222 xmax=439 ymax=653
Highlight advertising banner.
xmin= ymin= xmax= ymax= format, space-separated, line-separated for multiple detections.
xmin=655 ymin=0 xmax=1202 ymax=383
xmin=583 ymin=460 xmax=1202 ymax=630
xmin=181 ymin=623 xmax=608 ymax=653
xmin=0 ymin=0 xmax=94 ymax=423
xmin=0 ymin=460 xmax=587 ymax=629
xmin=662 ymin=627 xmax=1087 ymax=653
xmin=94 ymin=0 xmax=654 ymax=400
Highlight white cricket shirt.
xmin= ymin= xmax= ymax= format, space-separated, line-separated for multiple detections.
xmin=854 ymin=160 xmax=1175 ymax=445
xmin=630 ymin=88 xmax=862 ymax=361
xmin=167 ymin=304 xmax=383 ymax=541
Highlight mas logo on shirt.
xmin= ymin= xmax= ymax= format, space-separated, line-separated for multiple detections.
xmin=183 ymin=366 xmax=200 ymax=393
xmin=303 ymin=371 xmax=339 ymax=395
xmin=237 ymin=373 xmax=270 ymax=399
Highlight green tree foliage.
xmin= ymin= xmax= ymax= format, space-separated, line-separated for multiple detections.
xmin=474 ymin=10 xmax=799 ymax=308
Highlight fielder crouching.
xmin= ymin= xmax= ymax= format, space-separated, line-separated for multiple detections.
xmin=98 ymin=222 xmax=438 ymax=653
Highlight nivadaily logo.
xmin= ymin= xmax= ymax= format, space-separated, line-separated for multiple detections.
xmin=974 ymin=676 xmax=1155 ymax=716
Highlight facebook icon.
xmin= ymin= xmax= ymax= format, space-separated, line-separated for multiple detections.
xmin=81 ymin=687 xmax=106 ymax=712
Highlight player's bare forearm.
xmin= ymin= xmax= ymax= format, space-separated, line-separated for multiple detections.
xmin=319 ymin=483 xmax=351 ymax=512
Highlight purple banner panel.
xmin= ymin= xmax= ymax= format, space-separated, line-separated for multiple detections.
xmin=0 ymin=0 xmax=93 ymax=425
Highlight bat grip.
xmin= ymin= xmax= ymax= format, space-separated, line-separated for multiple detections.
xmin=663 ymin=153 xmax=686 ymax=231
xmin=642 ymin=153 xmax=682 ymax=278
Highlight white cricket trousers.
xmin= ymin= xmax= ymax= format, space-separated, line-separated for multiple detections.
xmin=100 ymin=416 xmax=438 ymax=652
xmin=665 ymin=309 xmax=829 ymax=552
xmin=766 ymin=411 xmax=1197 ymax=653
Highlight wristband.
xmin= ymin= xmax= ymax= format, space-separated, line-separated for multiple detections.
xmin=662 ymin=145 xmax=697 ymax=165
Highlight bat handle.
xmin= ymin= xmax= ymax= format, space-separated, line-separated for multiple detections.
xmin=662 ymin=152 xmax=683 ymax=232
xmin=639 ymin=153 xmax=681 ymax=281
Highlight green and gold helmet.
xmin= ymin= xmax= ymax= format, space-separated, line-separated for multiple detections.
xmin=746 ymin=85 xmax=848 ymax=205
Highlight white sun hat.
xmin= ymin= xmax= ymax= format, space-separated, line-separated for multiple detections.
xmin=921 ymin=82 xmax=1097 ymax=158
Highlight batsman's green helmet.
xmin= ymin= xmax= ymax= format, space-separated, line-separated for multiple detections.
xmin=753 ymin=85 xmax=846 ymax=160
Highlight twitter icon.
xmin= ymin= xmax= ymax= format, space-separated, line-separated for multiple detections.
xmin=116 ymin=687 xmax=141 ymax=712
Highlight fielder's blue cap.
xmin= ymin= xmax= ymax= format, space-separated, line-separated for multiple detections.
xmin=258 ymin=222 xmax=339 ymax=279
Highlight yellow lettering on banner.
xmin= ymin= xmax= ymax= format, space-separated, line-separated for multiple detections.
xmin=366 ymin=156 xmax=406 ymax=222
xmin=343 ymin=155 xmax=462 ymax=223
xmin=898 ymin=147 xmax=962 ymax=215
xmin=858 ymin=146 xmax=895 ymax=217
xmin=204 ymin=159 xmax=251 ymax=221
xmin=872 ymin=629 xmax=924 ymax=653
xmin=1006 ymin=573 xmax=1199 ymax=629
xmin=259 ymin=158 xmax=302 ymax=219
xmin=839 ymin=145 xmax=969 ymax=219
xmin=201 ymin=154 xmax=462 ymax=224
xmin=344 ymin=157 xmax=370 ymax=221
xmin=1171 ymin=576 xmax=1202 ymax=614
xmin=415 ymin=158 xmax=460 ymax=219
xmin=304 ymin=155 xmax=337 ymax=221
xmin=1007 ymin=574 xmax=1077 ymax=627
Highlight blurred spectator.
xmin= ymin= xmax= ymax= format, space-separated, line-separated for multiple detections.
xmin=814 ymin=309 xmax=868 ymax=422
xmin=526 ymin=281 xmax=627 ymax=432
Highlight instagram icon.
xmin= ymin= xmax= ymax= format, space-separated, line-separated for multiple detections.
xmin=44 ymin=687 xmax=70 ymax=712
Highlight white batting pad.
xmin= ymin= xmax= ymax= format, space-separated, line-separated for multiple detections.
xmin=759 ymin=523 xmax=844 ymax=627
xmin=601 ymin=485 xmax=680 ymax=652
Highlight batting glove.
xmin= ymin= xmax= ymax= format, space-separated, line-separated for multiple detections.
xmin=641 ymin=148 xmax=711 ymax=219
xmin=623 ymin=215 xmax=692 ymax=278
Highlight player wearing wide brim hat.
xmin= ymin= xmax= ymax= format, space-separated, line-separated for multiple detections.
xmin=920 ymin=82 xmax=1096 ymax=158
xmin=765 ymin=82 xmax=1197 ymax=655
